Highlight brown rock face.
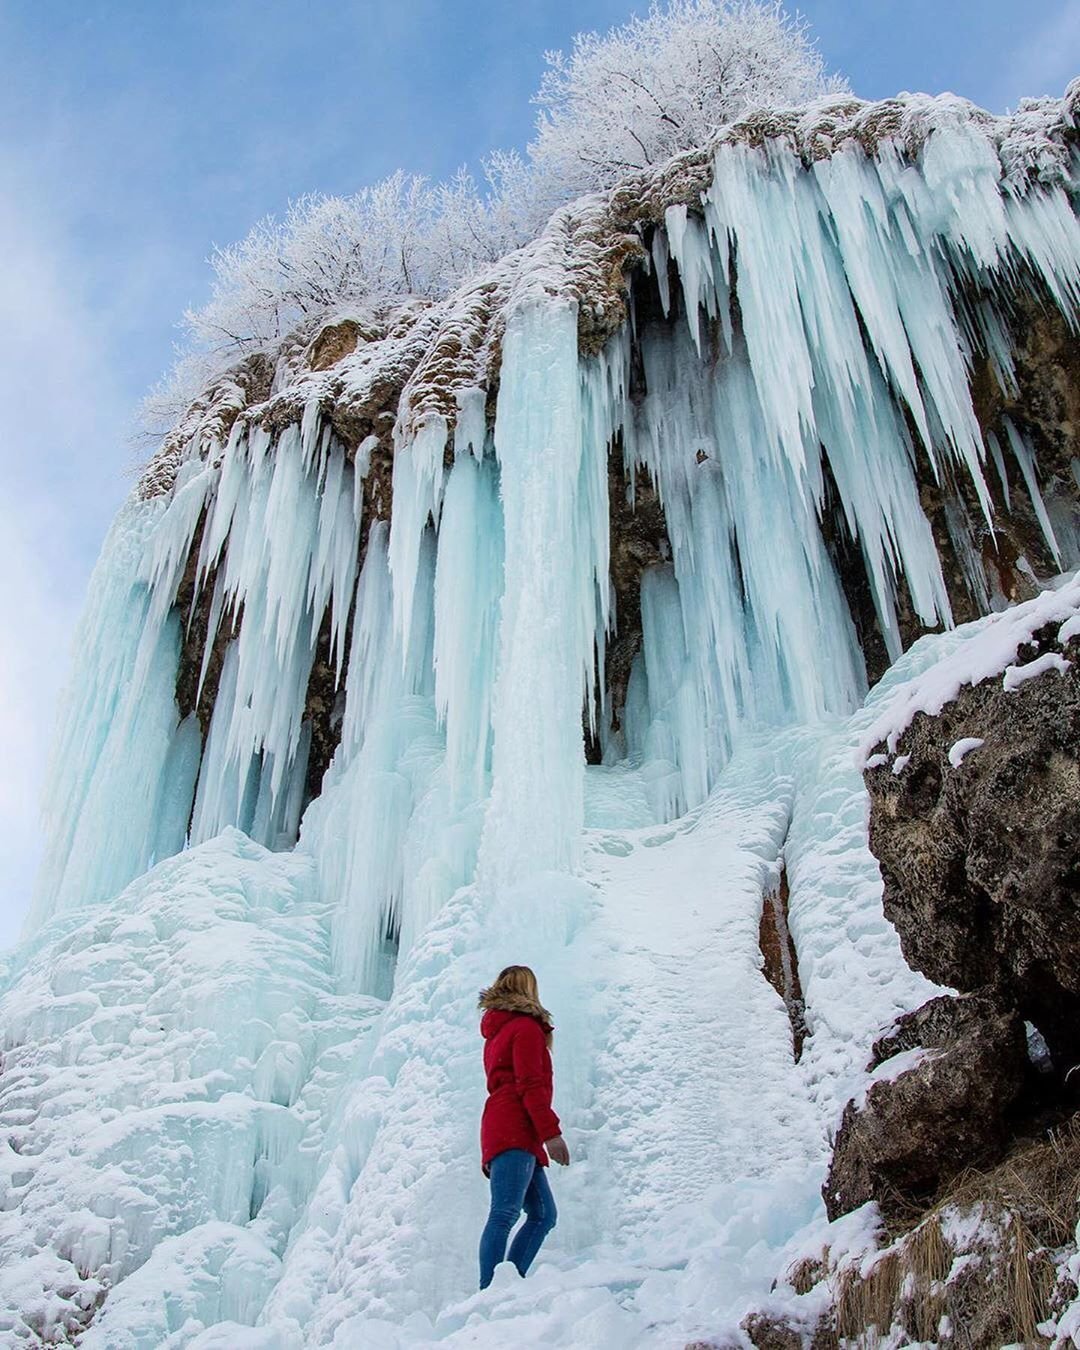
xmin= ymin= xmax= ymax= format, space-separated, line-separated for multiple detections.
xmin=825 ymin=624 xmax=1080 ymax=1228
xmin=173 ymin=510 xmax=239 ymax=736
xmin=604 ymin=445 xmax=671 ymax=740
xmin=758 ymin=867 xmax=807 ymax=1060
xmin=739 ymin=1314 xmax=807 ymax=1350
xmin=307 ymin=318 xmax=366 ymax=372
xmin=822 ymin=993 xmax=1028 ymax=1221
xmin=865 ymin=622 xmax=1080 ymax=1070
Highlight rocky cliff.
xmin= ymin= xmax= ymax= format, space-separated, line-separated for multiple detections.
xmin=743 ymin=586 xmax=1080 ymax=1347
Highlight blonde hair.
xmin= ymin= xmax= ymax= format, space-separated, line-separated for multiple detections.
xmin=477 ymin=965 xmax=554 ymax=1044
xmin=486 ymin=965 xmax=540 ymax=1003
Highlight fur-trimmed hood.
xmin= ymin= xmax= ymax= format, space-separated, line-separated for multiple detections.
xmin=477 ymin=988 xmax=554 ymax=1035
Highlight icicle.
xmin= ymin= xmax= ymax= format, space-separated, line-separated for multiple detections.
xmin=987 ymin=430 xmax=1012 ymax=509
xmin=302 ymin=524 xmax=441 ymax=994
xmin=307 ymin=443 xmax=362 ymax=679
xmin=388 ymin=415 xmax=448 ymax=655
xmin=453 ymin=387 xmax=488 ymax=461
xmin=705 ymin=144 xmax=816 ymax=480
xmin=139 ymin=458 xmax=216 ymax=642
xmin=639 ymin=565 xmax=708 ymax=815
xmin=802 ymin=140 xmax=991 ymax=519
xmin=1004 ymin=417 xmax=1062 ymax=566
xmin=664 ymin=204 xmax=716 ymax=357
xmin=811 ymin=360 xmax=953 ymax=654
xmin=651 ymin=221 xmax=671 ymax=317
xmin=433 ymin=453 xmax=504 ymax=807
xmin=967 ymin=298 xmax=1020 ymax=400
xmin=338 ymin=523 xmax=396 ymax=764
xmin=1002 ymin=186 xmax=1080 ymax=319
xmin=151 ymin=712 xmax=203 ymax=865
xmin=944 ymin=497 xmax=991 ymax=612
xmin=189 ymin=641 xmax=246 ymax=843
xmin=708 ymin=340 xmax=867 ymax=724
xmin=300 ymin=397 xmax=323 ymax=468
xmin=355 ymin=434 xmax=379 ymax=477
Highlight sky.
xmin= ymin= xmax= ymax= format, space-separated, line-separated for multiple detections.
xmin=0 ymin=0 xmax=1076 ymax=949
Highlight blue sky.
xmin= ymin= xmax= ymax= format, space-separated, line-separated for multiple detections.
xmin=0 ymin=0 xmax=1076 ymax=946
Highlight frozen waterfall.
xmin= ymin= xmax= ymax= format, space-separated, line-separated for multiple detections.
xmin=29 ymin=125 xmax=1080 ymax=985
xmin=6 ymin=103 xmax=1080 ymax=1347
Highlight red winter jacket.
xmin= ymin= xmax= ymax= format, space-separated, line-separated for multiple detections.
xmin=480 ymin=1009 xmax=561 ymax=1169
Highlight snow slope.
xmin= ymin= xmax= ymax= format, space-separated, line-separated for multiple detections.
xmin=1 ymin=677 xmax=956 ymax=1346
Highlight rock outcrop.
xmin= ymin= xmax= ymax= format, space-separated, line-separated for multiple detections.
xmin=753 ymin=599 xmax=1080 ymax=1346
xmin=819 ymin=615 xmax=1080 ymax=1230
xmin=865 ymin=620 xmax=1080 ymax=1073
xmin=823 ymin=992 xmax=1028 ymax=1221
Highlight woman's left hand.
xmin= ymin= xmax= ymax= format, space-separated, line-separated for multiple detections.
xmin=545 ymin=1135 xmax=570 ymax=1166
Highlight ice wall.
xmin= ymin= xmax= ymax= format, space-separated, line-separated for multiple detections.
xmin=28 ymin=497 xmax=195 ymax=928
xmin=27 ymin=119 xmax=1080 ymax=997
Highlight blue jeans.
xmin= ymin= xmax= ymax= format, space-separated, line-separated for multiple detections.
xmin=478 ymin=1148 xmax=557 ymax=1289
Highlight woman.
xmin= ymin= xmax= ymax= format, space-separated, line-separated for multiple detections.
xmin=477 ymin=965 xmax=570 ymax=1290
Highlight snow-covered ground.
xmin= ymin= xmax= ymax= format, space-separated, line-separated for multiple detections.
xmin=0 ymin=668 xmax=953 ymax=1347
xmin=859 ymin=570 xmax=1080 ymax=764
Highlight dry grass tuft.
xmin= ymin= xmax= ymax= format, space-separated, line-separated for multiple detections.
xmin=789 ymin=1252 xmax=829 ymax=1296
xmin=806 ymin=1115 xmax=1080 ymax=1347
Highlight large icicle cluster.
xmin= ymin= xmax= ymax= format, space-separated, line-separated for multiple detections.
xmin=580 ymin=111 xmax=1080 ymax=814
xmin=30 ymin=88 xmax=1080 ymax=988
xmin=28 ymin=420 xmax=362 ymax=931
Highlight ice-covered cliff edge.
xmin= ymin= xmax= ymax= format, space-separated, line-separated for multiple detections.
xmin=3 ymin=85 xmax=1080 ymax=1346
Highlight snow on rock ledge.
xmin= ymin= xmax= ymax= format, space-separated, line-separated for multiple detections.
xmin=861 ymin=572 xmax=1080 ymax=1070
xmin=859 ymin=572 xmax=1080 ymax=763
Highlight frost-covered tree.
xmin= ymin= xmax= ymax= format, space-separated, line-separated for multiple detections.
xmin=147 ymin=0 xmax=845 ymax=430
xmin=184 ymin=174 xmax=436 ymax=352
xmin=426 ymin=158 xmax=541 ymax=286
xmin=179 ymin=163 xmax=535 ymax=362
xmin=529 ymin=0 xmax=847 ymax=199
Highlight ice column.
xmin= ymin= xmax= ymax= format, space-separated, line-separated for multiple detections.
xmin=479 ymin=299 xmax=605 ymax=892
xmin=433 ymin=451 xmax=504 ymax=806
